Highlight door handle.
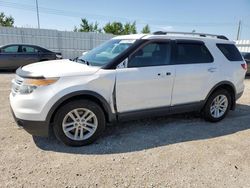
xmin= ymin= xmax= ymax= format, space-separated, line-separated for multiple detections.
xmin=157 ymin=72 xmax=171 ymax=77
xmin=208 ymin=67 xmax=217 ymax=72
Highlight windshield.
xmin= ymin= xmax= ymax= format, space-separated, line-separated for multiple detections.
xmin=77 ymin=39 xmax=136 ymax=66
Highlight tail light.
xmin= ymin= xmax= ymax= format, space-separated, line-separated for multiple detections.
xmin=241 ymin=63 xmax=247 ymax=70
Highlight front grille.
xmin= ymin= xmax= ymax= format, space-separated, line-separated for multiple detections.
xmin=11 ymin=76 xmax=24 ymax=96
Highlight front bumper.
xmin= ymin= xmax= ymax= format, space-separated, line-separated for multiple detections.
xmin=11 ymin=107 xmax=49 ymax=137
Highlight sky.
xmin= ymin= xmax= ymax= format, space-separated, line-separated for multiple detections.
xmin=0 ymin=0 xmax=250 ymax=40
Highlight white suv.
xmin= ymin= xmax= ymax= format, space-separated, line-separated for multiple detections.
xmin=10 ymin=32 xmax=247 ymax=146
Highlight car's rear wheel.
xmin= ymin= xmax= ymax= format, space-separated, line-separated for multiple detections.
xmin=203 ymin=89 xmax=231 ymax=122
xmin=53 ymin=100 xmax=105 ymax=146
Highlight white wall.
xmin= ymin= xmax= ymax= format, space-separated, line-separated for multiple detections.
xmin=0 ymin=26 xmax=114 ymax=59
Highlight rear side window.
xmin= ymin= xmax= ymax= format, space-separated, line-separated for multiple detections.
xmin=21 ymin=46 xmax=38 ymax=53
xmin=217 ymin=44 xmax=243 ymax=61
xmin=175 ymin=43 xmax=213 ymax=64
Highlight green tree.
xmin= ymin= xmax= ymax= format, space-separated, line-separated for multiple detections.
xmin=123 ymin=21 xmax=137 ymax=35
xmin=141 ymin=24 xmax=151 ymax=34
xmin=76 ymin=19 xmax=139 ymax=35
xmin=76 ymin=18 xmax=102 ymax=33
xmin=0 ymin=12 xmax=14 ymax=27
xmin=103 ymin=21 xmax=137 ymax=35
xmin=103 ymin=22 xmax=124 ymax=35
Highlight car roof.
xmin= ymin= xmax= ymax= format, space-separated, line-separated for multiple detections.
xmin=0 ymin=44 xmax=43 ymax=48
xmin=113 ymin=33 xmax=234 ymax=44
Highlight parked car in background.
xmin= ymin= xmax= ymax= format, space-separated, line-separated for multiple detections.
xmin=55 ymin=52 xmax=63 ymax=59
xmin=241 ymin=52 xmax=250 ymax=75
xmin=0 ymin=44 xmax=62 ymax=70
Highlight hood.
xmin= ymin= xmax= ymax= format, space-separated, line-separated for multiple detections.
xmin=21 ymin=59 xmax=100 ymax=77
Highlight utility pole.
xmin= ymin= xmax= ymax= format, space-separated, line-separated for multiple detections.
xmin=236 ymin=20 xmax=241 ymax=40
xmin=36 ymin=0 xmax=40 ymax=29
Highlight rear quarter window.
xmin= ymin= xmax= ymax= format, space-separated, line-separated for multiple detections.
xmin=217 ymin=44 xmax=243 ymax=61
xmin=175 ymin=42 xmax=213 ymax=64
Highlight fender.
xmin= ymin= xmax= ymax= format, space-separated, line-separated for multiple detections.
xmin=204 ymin=81 xmax=236 ymax=110
xmin=46 ymin=90 xmax=117 ymax=124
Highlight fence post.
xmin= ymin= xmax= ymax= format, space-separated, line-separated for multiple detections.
xmin=57 ymin=31 xmax=62 ymax=53
xmin=21 ymin=29 xmax=24 ymax=43
xmin=90 ymin=33 xmax=94 ymax=50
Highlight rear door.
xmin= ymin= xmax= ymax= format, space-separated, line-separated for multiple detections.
xmin=115 ymin=40 xmax=175 ymax=113
xmin=19 ymin=45 xmax=40 ymax=65
xmin=171 ymin=40 xmax=216 ymax=106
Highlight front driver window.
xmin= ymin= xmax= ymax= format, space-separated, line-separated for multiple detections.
xmin=128 ymin=42 xmax=170 ymax=68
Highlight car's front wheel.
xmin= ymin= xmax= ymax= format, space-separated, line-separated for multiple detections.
xmin=53 ymin=100 xmax=106 ymax=146
xmin=203 ymin=89 xmax=232 ymax=122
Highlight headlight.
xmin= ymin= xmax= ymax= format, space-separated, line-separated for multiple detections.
xmin=23 ymin=78 xmax=59 ymax=86
xmin=18 ymin=77 xmax=59 ymax=94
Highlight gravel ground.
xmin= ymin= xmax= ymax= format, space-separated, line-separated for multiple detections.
xmin=0 ymin=72 xmax=250 ymax=188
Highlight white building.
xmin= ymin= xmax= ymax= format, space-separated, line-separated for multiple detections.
xmin=235 ymin=40 xmax=250 ymax=52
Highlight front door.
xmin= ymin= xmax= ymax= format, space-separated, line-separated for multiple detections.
xmin=0 ymin=45 xmax=20 ymax=69
xmin=115 ymin=41 xmax=175 ymax=113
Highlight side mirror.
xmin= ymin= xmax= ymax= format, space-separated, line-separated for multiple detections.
xmin=0 ymin=48 xmax=2 ymax=53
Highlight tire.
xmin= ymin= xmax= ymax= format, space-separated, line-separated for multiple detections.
xmin=53 ymin=100 xmax=106 ymax=146
xmin=203 ymin=89 xmax=232 ymax=122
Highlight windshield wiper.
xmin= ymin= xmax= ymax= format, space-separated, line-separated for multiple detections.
xmin=69 ymin=57 xmax=77 ymax=62
xmin=78 ymin=58 xmax=90 ymax=66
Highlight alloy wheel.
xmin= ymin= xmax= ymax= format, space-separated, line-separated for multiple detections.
xmin=62 ymin=108 xmax=98 ymax=141
xmin=210 ymin=94 xmax=228 ymax=118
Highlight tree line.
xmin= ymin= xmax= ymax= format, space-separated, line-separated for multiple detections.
xmin=74 ymin=18 xmax=151 ymax=34
xmin=0 ymin=12 xmax=151 ymax=35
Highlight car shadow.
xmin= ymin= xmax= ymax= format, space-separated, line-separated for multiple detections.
xmin=33 ymin=103 xmax=250 ymax=155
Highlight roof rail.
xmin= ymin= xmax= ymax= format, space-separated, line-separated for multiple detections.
xmin=153 ymin=31 xmax=229 ymax=40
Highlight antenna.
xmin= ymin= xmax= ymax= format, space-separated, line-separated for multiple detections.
xmin=35 ymin=0 xmax=40 ymax=29
xmin=236 ymin=20 xmax=241 ymax=40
